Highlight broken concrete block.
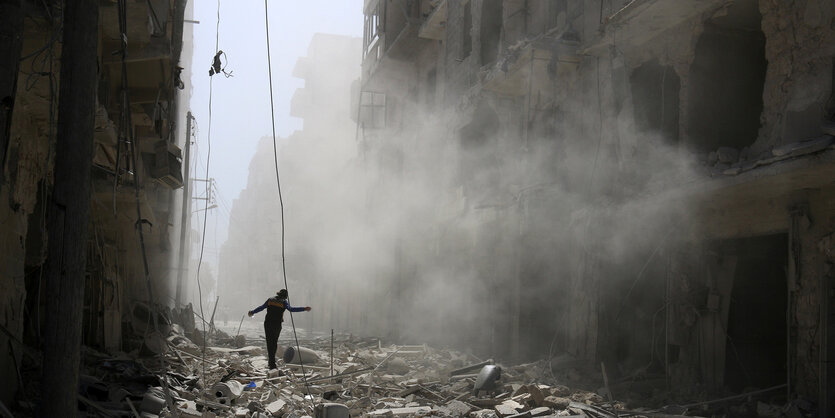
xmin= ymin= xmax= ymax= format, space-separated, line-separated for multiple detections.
xmin=266 ymin=399 xmax=286 ymax=416
xmin=474 ymin=365 xmax=502 ymax=395
xmin=547 ymin=385 xmax=570 ymax=397
xmin=260 ymin=390 xmax=277 ymax=404
xmin=314 ymin=402 xmax=349 ymax=418
xmin=716 ymin=146 xmax=739 ymax=163
xmin=443 ymin=399 xmax=473 ymax=416
xmin=472 ymin=410 xmax=500 ymax=418
xmin=514 ymin=384 xmax=545 ymax=406
xmin=386 ymin=357 xmax=410 ymax=375
xmin=495 ymin=400 xmax=525 ymax=416
xmin=542 ymin=396 xmax=570 ymax=409
xmin=528 ymin=406 xmax=552 ymax=416
xmin=367 ymin=406 xmax=432 ymax=416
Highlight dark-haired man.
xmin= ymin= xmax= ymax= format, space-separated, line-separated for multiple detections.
xmin=248 ymin=289 xmax=311 ymax=369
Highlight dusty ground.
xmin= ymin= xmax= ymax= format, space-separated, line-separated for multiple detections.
xmin=40 ymin=320 xmax=795 ymax=418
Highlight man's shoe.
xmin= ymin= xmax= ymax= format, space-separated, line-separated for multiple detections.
xmin=268 ymin=363 xmax=277 ymax=370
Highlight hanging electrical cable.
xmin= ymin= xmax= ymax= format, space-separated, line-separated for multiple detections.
xmin=193 ymin=0 xmax=224 ymax=386
xmin=262 ymin=0 xmax=317 ymax=410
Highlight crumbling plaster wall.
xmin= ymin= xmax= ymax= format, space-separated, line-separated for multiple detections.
xmin=790 ymin=191 xmax=835 ymax=400
xmin=757 ymin=0 xmax=835 ymax=153
xmin=593 ymin=0 xmax=835 ymax=159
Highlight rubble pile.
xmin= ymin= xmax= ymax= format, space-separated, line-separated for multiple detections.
xmin=60 ymin=317 xmax=806 ymax=417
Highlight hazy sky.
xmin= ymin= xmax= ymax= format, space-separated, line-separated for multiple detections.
xmin=188 ymin=0 xmax=363 ymax=269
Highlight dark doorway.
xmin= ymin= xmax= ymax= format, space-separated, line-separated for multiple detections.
xmin=630 ymin=59 xmax=680 ymax=143
xmin=686 ymin=0 xmax=767 ymax=152
xmin=724 ymin=233 xmax=787 ymax=392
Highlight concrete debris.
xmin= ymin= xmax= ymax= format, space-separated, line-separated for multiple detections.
xmin=70 ymin=324 xmax=803 ymax=418
xmin=314 ymin=402 xmax=350 ymax=418
xmin=715 ymin=146 xmax=739 ymax=164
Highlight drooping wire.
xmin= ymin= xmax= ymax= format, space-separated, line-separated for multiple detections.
xmin=262 ymin=0 xmax=316 ymax=410
xmin=193 ymin=0 xmax=223 ymax=386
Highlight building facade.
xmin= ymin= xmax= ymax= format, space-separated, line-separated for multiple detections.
xmin=0 ymin=0 xmax=190 ymax=407
xmin=357 ymin=0 xmax=835 ymax=410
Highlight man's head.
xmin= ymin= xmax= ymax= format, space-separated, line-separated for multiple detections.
xmin=277 ymin=289 xmax=288 ymax=299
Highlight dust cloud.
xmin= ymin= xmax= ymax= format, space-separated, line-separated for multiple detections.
xmin=216 ymin=38 xmax=700 ymax=364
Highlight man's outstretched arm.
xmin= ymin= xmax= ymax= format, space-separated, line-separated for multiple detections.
xmin=248 ymin=300 xmax=268 ymax=317
xmin=286 ymin=302 xmax=311 ymax=312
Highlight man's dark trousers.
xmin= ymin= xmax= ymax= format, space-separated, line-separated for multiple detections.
xmin=265 ymin=322 xmax=281 ymax=368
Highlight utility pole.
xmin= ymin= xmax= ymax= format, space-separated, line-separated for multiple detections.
xmin=0 ymin=0 xmax=24 ymax=185
xmin=39 ymin=1 xmax=98 ymax=416
xmin=175 ymin=112 xmax=194 ymax=306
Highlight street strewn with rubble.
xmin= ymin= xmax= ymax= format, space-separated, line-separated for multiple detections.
xmin=2 ymin=0 xmax=835 ymax=416
xmin=15 ymin=314 xmax=796 ymax=418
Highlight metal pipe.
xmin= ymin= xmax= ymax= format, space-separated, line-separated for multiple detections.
xmin=175 ymin=112 xmax=193 ymax=306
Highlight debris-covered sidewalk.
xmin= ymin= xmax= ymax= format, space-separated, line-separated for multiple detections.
xmin=25 ymin=310 xmax=799 ymax=418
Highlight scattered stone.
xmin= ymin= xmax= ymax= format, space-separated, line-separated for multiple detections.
xmin=707 ymin=151 xmax=718 ymax=165
xmin=495 ymin=399 xmax=525 ymax=416
xmin=716 ymin=146 xmax=739 ymax=163
xmin=529 ymin=406 xmax=552 ymax=416
xmin=77 ymin=324 xmax=783 ymax=418
xmin=314 ymin=402 xmax=350 ymax=418
xmin=265 ymin=399 xmax=286 ymax=416
xmin=543 ymin=396 xmax=570 ymax=409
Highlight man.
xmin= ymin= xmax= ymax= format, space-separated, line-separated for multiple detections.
xmin=248 ymin=289 xmax=311 ymax=369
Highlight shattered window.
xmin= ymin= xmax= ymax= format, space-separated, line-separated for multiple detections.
xmin=363 ymin=2 xmax=382 ymax=59
xmin=360 ymin=91 xmax=386 ymax=129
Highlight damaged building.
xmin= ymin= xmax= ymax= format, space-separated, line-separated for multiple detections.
xmin=353 ymin=0 xmax=835 ymax=412
xmin=1 ymin=0 xmax=835 ymax=415
xmin=0 ymin=0 xmax=192 ymax=413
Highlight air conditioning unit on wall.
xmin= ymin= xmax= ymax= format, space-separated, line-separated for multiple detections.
xmin=151 ymin=140 xmax=184 ymax=189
